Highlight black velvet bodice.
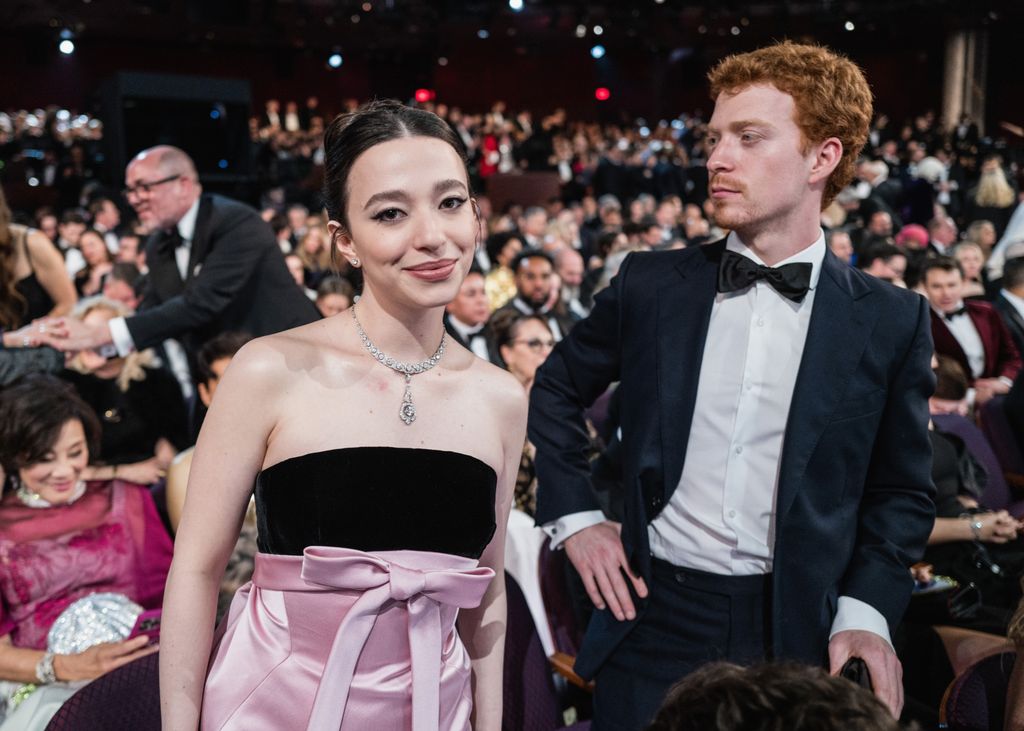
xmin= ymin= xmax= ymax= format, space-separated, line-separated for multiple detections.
xmin=255 ymin=447 xmax=497 ymax=559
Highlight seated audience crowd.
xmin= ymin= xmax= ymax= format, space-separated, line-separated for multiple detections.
xmin=2 ymin=97 xmax=1024 ymax=728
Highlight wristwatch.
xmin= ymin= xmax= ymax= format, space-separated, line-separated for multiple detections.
xmin=970 ymin=519 xmax=984 ymax=541
xmin=35 ymin=651 xmax=57 ymax=684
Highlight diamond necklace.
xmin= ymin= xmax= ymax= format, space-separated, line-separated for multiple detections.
xmin=351 ymin=305 xmax=446 ymax=425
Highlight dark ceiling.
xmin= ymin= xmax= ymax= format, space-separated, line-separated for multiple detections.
xmin=2 ymin=0 xmax=1018 ymax=59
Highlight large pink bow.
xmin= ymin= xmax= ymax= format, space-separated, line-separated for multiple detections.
xmin=297 ymin=547 xmax=494 ymax=731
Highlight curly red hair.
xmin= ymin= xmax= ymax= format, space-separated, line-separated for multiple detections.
xmin=708 ymin=41 xmax=872 ymax=207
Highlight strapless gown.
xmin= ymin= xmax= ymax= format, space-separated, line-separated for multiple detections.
xmin=200 ymin=447 xmax=498 ymax=731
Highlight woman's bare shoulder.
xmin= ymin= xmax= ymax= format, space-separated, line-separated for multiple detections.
xmin=465 ymin=357 xmax=528 ymax=418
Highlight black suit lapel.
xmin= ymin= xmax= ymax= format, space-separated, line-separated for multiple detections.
xmin=657 ymin=241 xmax=723 ymax=498
xmin=996 ymin=295 xmax=1024 ymax=351
xmin=186 ymin=195 xmax=214 ymax=282
xmin=776 ymin=253 xmax=880 ymax=525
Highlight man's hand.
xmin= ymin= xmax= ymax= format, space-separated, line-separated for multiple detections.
xmin=829 ymin=629 xmax=903 ymax=717
xmin=975 ymin=378 xmax=1011 ymax=405
xmin=37 ymin=316 xmax=113 ymax=353
xmin=563 ymin=521 xmax=648 ymax=621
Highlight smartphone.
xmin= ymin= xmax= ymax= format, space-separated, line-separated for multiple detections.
xmin=128 ymin=609 xmax=162 ymax=644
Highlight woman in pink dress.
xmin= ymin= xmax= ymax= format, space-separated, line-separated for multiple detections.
xmin=0 ymin=374 xmax=172 ymax=730
xmin=160 ymin=100 xmax=527 ymax=730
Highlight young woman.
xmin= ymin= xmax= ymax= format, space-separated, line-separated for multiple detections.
xmin=160 ymin=101 xmax=527 ymax=730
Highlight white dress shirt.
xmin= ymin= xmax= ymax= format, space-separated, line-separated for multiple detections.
xmin=447 ymin=315 xmax=491 ymax=361
xmin=936 ymin=301 xmax=985 ymax=379
xmin=511 ymin=297 xmax=565 ymax=341
xmin=544 ymin=231 xmax=891 ymax=645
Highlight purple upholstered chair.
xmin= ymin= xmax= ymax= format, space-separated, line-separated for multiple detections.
xmin=977 ymin=395 xmax=1024 ymax=475
xmin=932 ymin=413 xmax=1024 ymax=517
xmin=45 ymin=652 xmax=160 ymax=731
xmin=504 ymin=572 xmax=591 ymax=731
xmin=538 ymin=540 xmax=584 ymax=658
xmin=939 ymin=650 xmax=1016 ymax=731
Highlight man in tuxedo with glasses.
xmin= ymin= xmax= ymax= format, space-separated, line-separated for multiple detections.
xmin=41 ymin=145 xmax=319 ymax=370
xmin=530 ymin=42 xmax=935 ymax=730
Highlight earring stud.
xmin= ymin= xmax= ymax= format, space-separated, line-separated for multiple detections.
xmin=350 ymin=258 xmax=360 ymax=268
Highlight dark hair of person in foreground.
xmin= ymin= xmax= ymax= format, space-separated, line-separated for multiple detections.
xmin=645 ymin=662 xmax=902 ymax=731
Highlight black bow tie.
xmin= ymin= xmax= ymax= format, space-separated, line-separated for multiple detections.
xmin=157 ymin=228 xmax=184 ymax=254
xmin=717 ymin=250 xmax=813 ymax=303
xmin=944 ymin=306 xmax=968 ymax=321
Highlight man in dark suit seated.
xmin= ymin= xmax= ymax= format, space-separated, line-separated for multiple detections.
xmin=924 ymin=256 xmax=1022 ymax=406
xmin=530 ymin=41 xmax=935 ymax=730
xmin=995 ymin=256 xmax=1024 ymax=358
xmin=40 ymin=145 xmax=320 ymax=366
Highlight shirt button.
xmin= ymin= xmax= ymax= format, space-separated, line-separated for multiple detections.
xmin=735 ymin=445 xmax=744 ymax=454
xmin=745 ymin=381 xmax=753 ymax=391
xmin=728 ymin=510 xmax=737 ymax=518
xmin=757 ymin=318 xmax=765 ymax=327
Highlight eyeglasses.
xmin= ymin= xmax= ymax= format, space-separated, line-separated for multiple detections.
xmin=122 ymin=174 xmax=182 ymax=199
xmin=513 ymin=338 xmax=555 ymax=353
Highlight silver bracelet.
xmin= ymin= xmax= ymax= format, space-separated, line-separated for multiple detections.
xmin=35 ymin=651 xmax=56 ymax=684
xmin=970 ymin=519 xmax=983 ymax=541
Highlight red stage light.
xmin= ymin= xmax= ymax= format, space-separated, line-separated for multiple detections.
xmin=595 ymin=87 xmax=611 ymax=101
xmin=415 ymin=88 xmax=435 ymax=103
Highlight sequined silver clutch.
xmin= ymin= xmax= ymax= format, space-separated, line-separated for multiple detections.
xmin=46 ymin=593 xmax=143 ymax=655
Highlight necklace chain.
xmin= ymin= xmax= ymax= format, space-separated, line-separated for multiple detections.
xmin=351 ymin=305 xmax=446 ymax=425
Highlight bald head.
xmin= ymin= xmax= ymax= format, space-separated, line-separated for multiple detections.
xmin=554 ymin=247 xmax=584 ymax=287
xmin=132 ymin=145 xmax=198 ymax=180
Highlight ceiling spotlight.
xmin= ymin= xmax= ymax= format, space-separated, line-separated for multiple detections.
xmin=655 ymin=0 xmax=665 ymax=4
xmin=595 ymin=87 xmax=611 ymax=101
xmin=698 ymin=24 xmax=707 ymax=34
xmin=477 ymin=29 xmax=490 ymax=39
xmin=590 ymin=44 xmax=606 ymax=59
xmin=844 ymin=20 xmax=855 ymax=31
xmin=509 ymin=0 xmax=524 ymax=10
xmin=58 ymin=39 xmax=75 ymax=55
xmin=328 ymin=53 xmax=343 ymax=68
xmin=730 ymin=26 xmax=740 ymax=35
xmin=575 ymin=24 xmax=587 ymax=38
xmin=438 ymin=56 xmax=449 ymax=66
xmin=59 ymin=28 xmax=74 ymax=40
xmin=593 ymin=25 xmax=604 ymax=35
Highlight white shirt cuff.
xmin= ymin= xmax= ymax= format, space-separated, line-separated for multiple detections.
xmin=828 ymin=595 xmax=892 ymax=649
xmin=108 ymin=317 xmax=136 ymax=357
xmin=542 ymin=510 xmax=606 ymax=550
xmin=999 ymin=376 xmax=1014 ymax=389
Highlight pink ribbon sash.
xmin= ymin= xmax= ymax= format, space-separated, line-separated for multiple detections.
xmin=251 ymin=547 xmax=494 ymax=731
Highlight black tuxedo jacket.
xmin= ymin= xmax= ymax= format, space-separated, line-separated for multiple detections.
xmin=530 ymin=241 xmax=936 ymax=677
xmin=129 ymin=193 xmax=320 ymax=358
xmin=995 ymin=293 xmax=1024 ymax=362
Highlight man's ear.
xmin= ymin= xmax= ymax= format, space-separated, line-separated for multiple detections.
xmin=809 ymin=137 xmax=843 ymax=185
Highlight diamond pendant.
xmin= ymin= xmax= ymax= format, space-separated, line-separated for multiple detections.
xmin=399 ymin=375 xmax=416 ymax=425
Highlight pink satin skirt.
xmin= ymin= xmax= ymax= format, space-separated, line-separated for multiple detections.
xmin=200 ymin=547 xmax=494 ymax=731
